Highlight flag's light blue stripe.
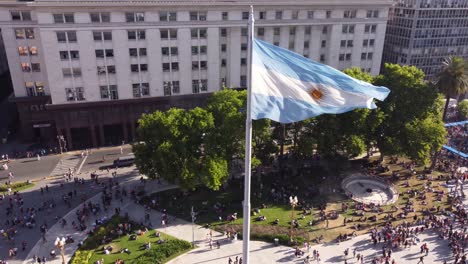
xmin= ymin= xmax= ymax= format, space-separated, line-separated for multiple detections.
xmin=442 ymin=145 xmax=468 ymax=158
xmin=252 ymin=93 xmax=369 ymax=123
xmin=444 ymin=120 xmax=468 ymax=127
xmin=252 ymin=39 xmax=390 ymax=101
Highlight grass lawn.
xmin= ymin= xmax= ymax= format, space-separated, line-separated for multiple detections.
xmin=143 ymin=156 xmax=452 ymax=246
xmin=71 ymin=216 xmax=193 ymax=264
xmin=0 ymin=181 xmax=34 ymax=195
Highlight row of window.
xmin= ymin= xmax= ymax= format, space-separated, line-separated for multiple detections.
xmin=10 ymin=10 xmax=380 ymax=23
xmin=51 ymin=24 xmax=377 ymax=44
xmin=338 ymin=52 xmax=374 ymax=61
xmin=21 ymin=62 xmax=40 ymax=72
xmin=18 ymin=46 xmax=38 ymax=56
xmin=64 ymin=79 xmax=208 ymax=101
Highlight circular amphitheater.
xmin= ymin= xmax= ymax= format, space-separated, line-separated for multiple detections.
xmin=341 ymin=174 xmax=399 ymax=205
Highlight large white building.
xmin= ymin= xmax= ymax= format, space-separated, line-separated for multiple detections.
xmin=0 ymin=0 xmax=392 ymax=149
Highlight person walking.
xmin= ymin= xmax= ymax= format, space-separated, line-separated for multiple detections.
xmin=417 ymin=256 xmax=424 ymax=264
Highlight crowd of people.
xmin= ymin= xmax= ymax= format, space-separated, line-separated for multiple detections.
xmin=445 ymin=124 xmax=467 ymax=155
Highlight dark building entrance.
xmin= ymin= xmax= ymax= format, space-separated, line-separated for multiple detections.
xmin=12 ymin=93 xmax=210 ymax=150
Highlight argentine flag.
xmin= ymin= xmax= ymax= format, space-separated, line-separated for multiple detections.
xmin=251 ymin=39 xmax=390 ymax=123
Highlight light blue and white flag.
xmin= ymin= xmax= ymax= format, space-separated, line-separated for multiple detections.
xmin=251 ymin=39 xmax=390 ymax=123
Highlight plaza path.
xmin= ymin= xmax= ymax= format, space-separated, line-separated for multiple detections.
xmin=23 ymin=177 xmax=462 ymax=264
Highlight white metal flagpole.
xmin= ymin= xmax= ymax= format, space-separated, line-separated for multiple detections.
xmin=242 ymin=5 xmax=254 ymax=264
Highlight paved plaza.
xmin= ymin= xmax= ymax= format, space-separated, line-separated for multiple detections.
xmin=0 ymin=147 xmax=465 ymax=264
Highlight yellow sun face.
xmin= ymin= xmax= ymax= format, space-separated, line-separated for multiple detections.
xmin=310 ymin=89 xmax=323 ymax=100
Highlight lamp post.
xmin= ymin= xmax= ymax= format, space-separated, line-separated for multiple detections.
xmin=57 ymin=135 xmax=65 ymax=154
xmin=191 ymin=206 xmax=196 ymax=247
xmin=289 ymin=196 xmax=298 ymax=243
xmin=54 ymin=237 xmax=66 ymax=264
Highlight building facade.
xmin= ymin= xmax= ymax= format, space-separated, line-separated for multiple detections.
xmin=0 ymin=0 xmax=391 ymax=149
xmin=383 ymin=0 xmax=468 ymax=80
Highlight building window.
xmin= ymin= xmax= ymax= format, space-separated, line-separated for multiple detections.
xmin=93 ymin=31 xmax=112 ymax=41
xmin=259 ymin=11 xmax=266 ymax=20
xmin=347 ymin=40 xmax=353 ymax=47
xmin=192 ymin=61 xmax=207 ymax=70
xmin=292 ymin=10 xmax=299 ymax=19
xmin=15 ymin=28 xmax=34 ymax=39
xmin=307 ymin=11 xmax=314 ymax=19
xmin=21 ymin=62 xmax=31 ymax=72
xmin=162 ymin=62 xmax=178 ymax=72
xmin=191 ymin=28 xmax=207 ymax=39
xmin=345 ymin=54 xmax=351 ymax=61
xmin=240 ymin=58 xmax=247 ymax=66
xmin=340 ymin=40 xmax=346 ymax=47
xmin=130 ymin=64 xmax=148 ymax=72
xmin=322 ymin=26 xmax=328 ymax=34
xmin=53 ymin=13 xmax=74 ymax=23
xmin=66 ymin=87 xmax=85 ymax=101
xmin=304 ymin=41 xmax=309 ymax=49
xmin=275 ymin=11 xmax=282 ymax=19
xmin=290 ymin=27 xmax=296 ymax=35
xmin=363 ymin=39 xmax=368 ymax=47
xmin=342 ymin=25 xmax=355 ymax=34
xmin=343 ymin=10 xmax=357 ymax=18
xmin=11 ymin=11 xmax=31 ymax=21
xmin=160 ymin=11 xmax=177 ymax=21
xmin=29 ymin=46 xmax=38 ymax=55
xmin=192 ymin=80 xmax=207 ymax=93
xmin=126 ymin=12 xmax=144 ymax=22
xmin=220 ymin=28 xmax=227 ymax=37
xmin=240 ymin=75 xmax=247 ymax=87
xmin=241 ymin=28 xmax=247 ymax=36
xmin=222 ymin=12 xmax=228 ymax=20
xmin=367 ymin=10 xmax=379 ymax=18
xmin=320 ymin=54 xmax=325 ymax=62
xmin=326 ymin=10 xmax=331 ymax=18
xmin=221 ymin=59 xmax=226 ymax=67
xmin=18 ymin=46 xmax=28 ymax=55
xmin=190 ymin=11 xmax=206 ymax=21
xmin=129 ymin=48 xmax=147 ymax=57
xmin=90 ymin=12 xmax=110 ymax=23
xmin=94 ymin=49 xmax=113 ymax=58
xmin=160 ymin=29 xmax=177 ymax=40
xmin=128 ymin=30 xmax=145 ymax=40
xmin=241 ymin=43 xmax=247 ymax=51
xmin=365 ymin=24 xmax=377 ymax=33
xmin=257 ymin=27 xmax=265 ymax=36
xmin=25 ymin=81 xmax=45 ymax=97
xmin=361 ymin=52 xmax=373 ymax=60
xmin=339 ymin=54 xmax=345 ymax=61
xmin=321 ymin=40 xmax=326 ymax=48
xmin=163 ymin=81 xmax=180 ymax=96
xmin=274 ymin=27 xmax=280 ymax=36
xmin=221 ymin=44 xmax=227 ymax=52
xmin=371 ymin=25 xmax=377 ymax=33
xmin=161 ymin=47 xmax=178 ymax=56
xmin=242 ymin=11 xmax=249 ymax=20
xmin=305 ymin=26 xmax=311 ymax=35
xmin=62 ymin=68 xmax=81 ymax=77
xmin=100 ymin=85 xmax=118 ymax=100
xmin=369 ymin=39 xmax=375 ymax=46
xmin=56 ymin=31 xmax=76 ymax=42
xmin=133 ymin=83 xmax=150 ymax=97
xmin=60 ymin=50 xmax=79 ymax=60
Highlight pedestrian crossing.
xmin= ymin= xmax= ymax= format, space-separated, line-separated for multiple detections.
xmin=49 ymin=155 xmax=82 ymax=178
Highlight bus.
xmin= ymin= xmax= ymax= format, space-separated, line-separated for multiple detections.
xmin=114 ymin=153 xmax=135 ymax=167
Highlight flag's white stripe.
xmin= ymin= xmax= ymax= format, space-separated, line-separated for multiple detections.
xmin=252 ymin=64 xmax=375 ymax=109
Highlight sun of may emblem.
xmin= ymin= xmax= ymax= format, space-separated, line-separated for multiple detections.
xmin=310 ymin=88 xmax=324 ymax=101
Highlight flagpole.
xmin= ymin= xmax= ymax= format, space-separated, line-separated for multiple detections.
xmin=242 ymin=5 xmax=254 ymax=264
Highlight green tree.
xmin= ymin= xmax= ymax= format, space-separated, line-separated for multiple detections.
xmin=437 ymin=56 xmax=468 ymax=121
xmin=133 ymin=108 xmax=229 ymax=190
xmin=374 ymin=64 xmax=440 ymax=159
xmin=404 ymin=114 xmax=447 ymax=164
xmin=457 ymin=99 xmax=468 ymax=119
